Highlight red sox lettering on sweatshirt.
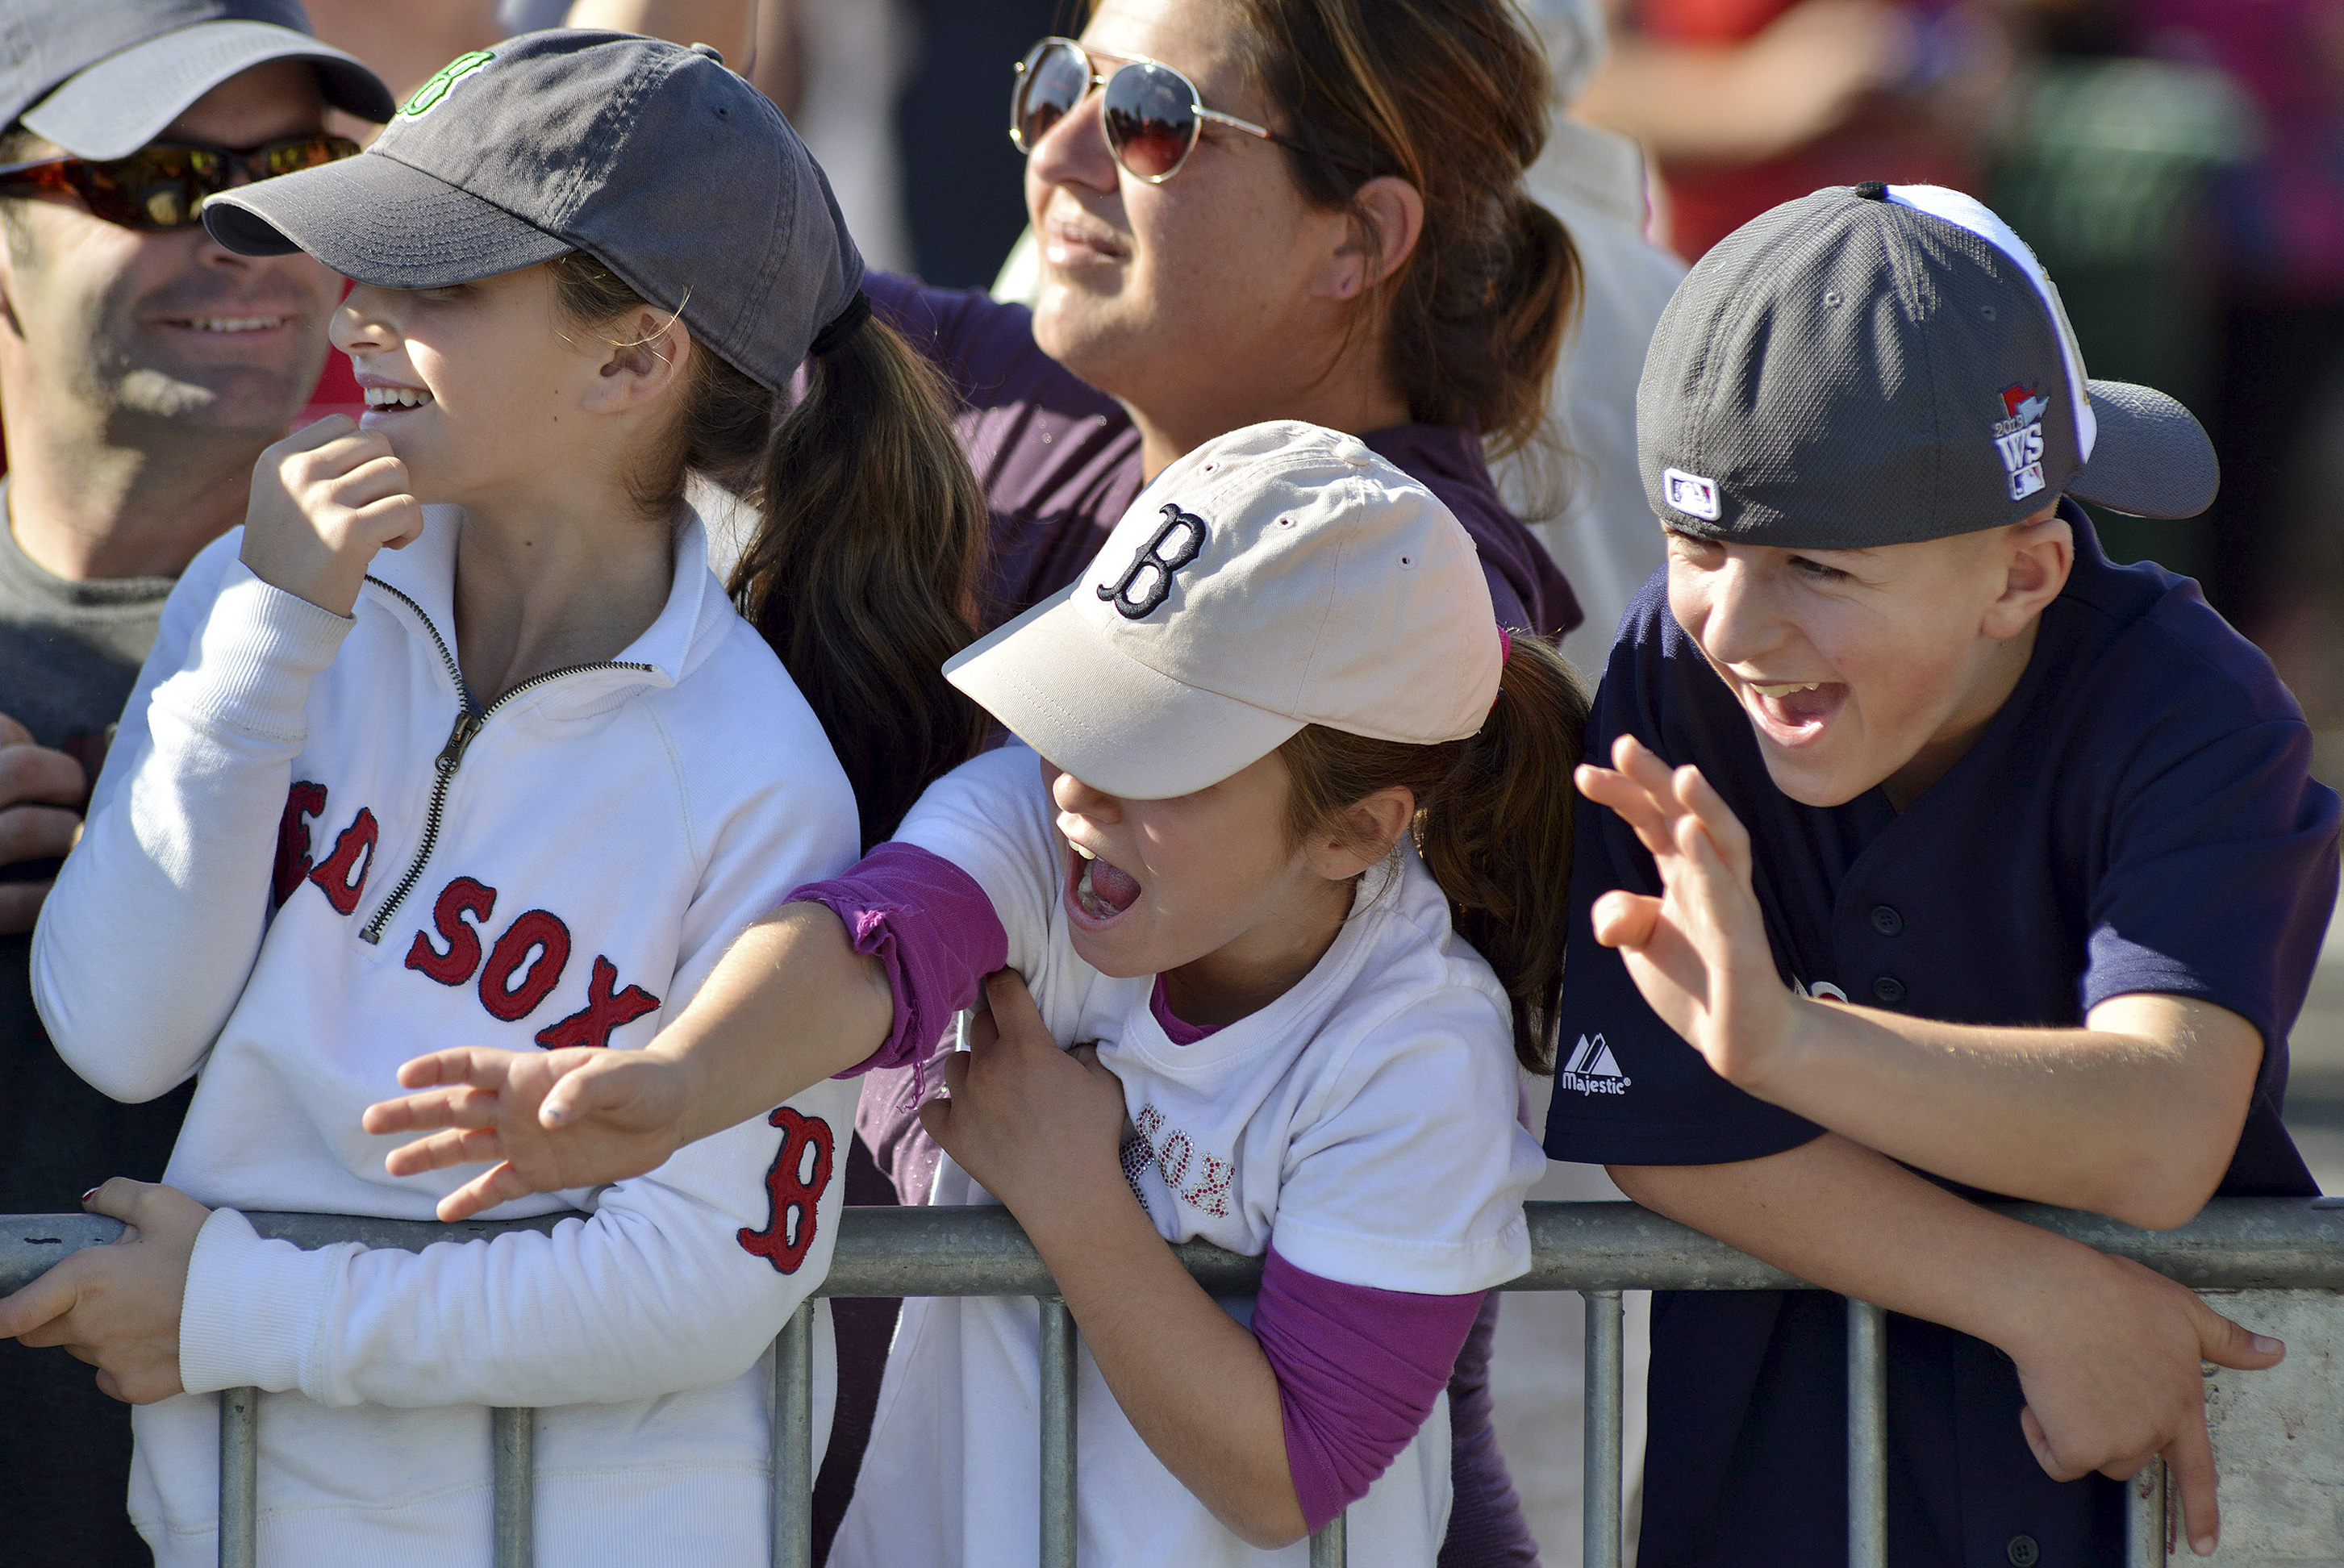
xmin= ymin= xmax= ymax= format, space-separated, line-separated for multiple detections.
xmin=274 ymin=782 xmax=665 ymax=1050
xmin=738 ymin=1107 xmax=833 ymax=1274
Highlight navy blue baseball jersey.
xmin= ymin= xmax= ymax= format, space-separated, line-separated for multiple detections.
xmin=1546 ymin=502 xmax=2339 ymax=1568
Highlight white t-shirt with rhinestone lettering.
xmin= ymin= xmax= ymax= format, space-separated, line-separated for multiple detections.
xmin=829 ymin=744 xmax=1543 ymax=1568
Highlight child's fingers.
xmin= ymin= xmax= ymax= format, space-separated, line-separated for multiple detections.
xmin=1590 ymin=889 xmax=1662 ymax=951
xmin=914 ymin=1095 xmax=953 ymax=1149
xmin=2187 ymin=1295 xmax=2284 ymax=1371
xmin=1575 ymin=765 xmax=1684 ymax=861
xmin=394 ymin=1047 xmax=512 ymax=1091
xmin=435 ymin=1163 xmax=529 ymax=1224
xmin=1670 ymin=765 xmax=1754 ymax=880
xmin=981 ymin=969 xmax=1049 ymax=1050
xmin=2161 ymin=1418 xmax=2221 ymax=1557
xmin=0 ymin=1258 xmax=80 ymax=1341
xmin=382 ymin=1125 xmax=503 ymax=1178
xmin=361 ymin=1086 xmax=483 ymax=1136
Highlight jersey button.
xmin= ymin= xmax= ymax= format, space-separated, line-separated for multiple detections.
xmin=2006 ymin=1535 xmax=2040 ymax=1567
xmin=1871 ymin=975 xmax=1906 ymax=1004
xmin=1870 ymin=904 xmax=1903 ymax=936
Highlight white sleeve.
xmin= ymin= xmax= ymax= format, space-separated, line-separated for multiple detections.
xmin=177 ymin=711 xmax=864 ymax=1410
xmin=890 ymin=743 xmax=1061 ymax=976
xmin=1268 ymin=990 xmax=1543 ymax=1296
xmin=31 ymin=535 xmax=354 ymax=1103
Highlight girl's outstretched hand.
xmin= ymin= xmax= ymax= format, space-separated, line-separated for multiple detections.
xmin=362 ymin=1046 xmax=694 ymax=1223
xmin=920 ymin=970 xmax=1128 ymax=1220
xmin=1575 ymin=733 xmax=1802 ymax=1093
xmin=0 ymin=1179 xmax=208 ymax=1403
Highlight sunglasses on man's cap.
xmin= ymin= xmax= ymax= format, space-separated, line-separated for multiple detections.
xmin=0 ymin=134 xmax=357 ymax=232
xmin=1010 ymin=36 xmax=1366 ymax=186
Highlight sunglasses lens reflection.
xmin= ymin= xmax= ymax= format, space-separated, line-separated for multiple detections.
xmin=1016 ymin=42 xmax=1092 ymax=149
xmin=1103 ymin=62 xmax=1195 ymax=180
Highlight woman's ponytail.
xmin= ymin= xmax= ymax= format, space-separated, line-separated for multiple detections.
xmin=1280 ymin=633 xmax=1588 ymax=1070
xmin=731 ymin=319 xmax=991 ymax=846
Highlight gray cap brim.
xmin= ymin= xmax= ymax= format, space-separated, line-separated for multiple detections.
xmin=20 ymin=21 xmax=394 ymax=160
xmin=2067 ymin=379 xmax=2220 ymax=519
xmin=204 ymin=152 xmax=570 ymax=288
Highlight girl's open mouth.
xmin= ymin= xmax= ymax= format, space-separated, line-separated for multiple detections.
xmin=1065 ymin=844 xmax=1143 ymax=928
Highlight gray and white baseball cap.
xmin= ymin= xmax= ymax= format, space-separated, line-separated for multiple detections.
xmin=1638 ymin=182 xmax=2219 ymax=549
xmin=3 ymin=1 xmax=393 ymax=160
xmin=202 ymin=31 xmax=863 ymax=391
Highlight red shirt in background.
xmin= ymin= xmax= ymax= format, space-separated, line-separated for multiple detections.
xmin=1641 ymin=0 xmax=1979 ymax=259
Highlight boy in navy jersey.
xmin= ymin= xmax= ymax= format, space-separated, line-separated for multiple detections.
xmin=1549 ymin=183 xmax=2342 ymax=1566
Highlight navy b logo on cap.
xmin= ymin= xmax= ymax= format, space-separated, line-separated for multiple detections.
xmin=1097 ymin=505 xmax=1207 ymax=619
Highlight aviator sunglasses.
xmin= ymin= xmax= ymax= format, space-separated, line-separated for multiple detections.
xmin=1010 ymin=36 xmax=1365 ymax=184
xmin=0 ymin=134 xmax=359 ymax=231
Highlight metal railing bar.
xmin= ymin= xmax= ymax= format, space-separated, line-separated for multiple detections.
xmin=1308 ymin=1508 xmax=1347 ymax=1566
xmin=1583 ymin=1289 xmax=1625 ymax=1568
xmin=219 ymin=1387 xmax=259 ymax=1568
xmin=490 ymin=1407 xmax=534 ymax=1568
xmin=2127 ymin=1459 xmax=2167 ymax=1568
xmin=774 ymin=1301 xmax=815 ymax=1568
xmin=1846 ymin=1299 xmax=1888 ymax=1568
xmin=1038 ymin=1297 xmax=1078 ymax=1568
xmin=10 ymin=1199 xmax=2344 ymax=1299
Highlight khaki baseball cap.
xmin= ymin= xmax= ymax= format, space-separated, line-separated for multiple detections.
xmin=945 ymin=421 xmax=1502 ymax=800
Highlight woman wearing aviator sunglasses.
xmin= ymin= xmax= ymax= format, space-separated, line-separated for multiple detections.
xmin=839 ymin=0 xmax=1585 ymax=1562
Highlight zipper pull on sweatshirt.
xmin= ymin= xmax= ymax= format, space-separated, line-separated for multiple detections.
xmin=437 ymin=711 xmax=485 ymax=774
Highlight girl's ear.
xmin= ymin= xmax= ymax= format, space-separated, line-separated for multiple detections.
xmin=1312 ymin=176 xmax=1425 ymax=303
xmin=579 ymin=305 xmax=692 ymax=414
xmin=1302 ymin=784 xmax=1416 ymax=881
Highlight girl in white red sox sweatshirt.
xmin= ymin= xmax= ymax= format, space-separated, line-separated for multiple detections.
xmin=12 ymin=34 xmax=986 ymax=1568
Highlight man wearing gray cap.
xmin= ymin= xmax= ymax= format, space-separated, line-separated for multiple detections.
xmin=1548 ymin=183 xmax=2338 ymax=1564
xmin=0 ymin=4 xmax=388 ymax=1560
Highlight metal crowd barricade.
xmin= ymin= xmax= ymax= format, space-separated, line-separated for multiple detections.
xmin=6 ymin=1197 xmax=2341 ymax=1568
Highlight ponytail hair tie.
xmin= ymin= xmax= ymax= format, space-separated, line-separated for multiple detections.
xmin=1498 ymin=628 xmax=1514 ymax=665
xmin=810 ymin=290 xmax=873 ymax=357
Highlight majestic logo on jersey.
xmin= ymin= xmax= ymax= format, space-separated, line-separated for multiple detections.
xmin=1131 ymin=1103 xmax=1233 ymax=1217
xmin=1558 ymin=1033 xmax=1632 ymax=1096
xmin=273 ymin=781 xmax=663 ymax=1050
xmin=1793 ymin=977 xmax=1850 ymax=1004
xmin=1096 ymin=504 xmax=1207 ymax=619
xmin=739 ymin=1107 xmax=834 ymax=1274
xmin=1992 ymin=383 xmax=2049 ymax=502
xmin=1662 ymin=468 xmax=1720 ymax=521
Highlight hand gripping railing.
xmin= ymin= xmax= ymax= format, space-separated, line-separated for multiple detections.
xmin=5 ymin=1196 xmax=2340 ymax=1567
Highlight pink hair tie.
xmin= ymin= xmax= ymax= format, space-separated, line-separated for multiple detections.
xmin=1498 ymin=628 xmax=1514 ymax=665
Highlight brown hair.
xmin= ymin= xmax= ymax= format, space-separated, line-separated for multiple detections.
xmin=549 ymin=252 xmax=988 ymax=845
xmin=1279 ymin=632 xmax=1587 ymax=1070
xmin=1222 ymin=0 xmax=1580 ymax=459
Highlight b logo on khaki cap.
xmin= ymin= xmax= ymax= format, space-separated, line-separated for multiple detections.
xmin=1096 ymin=505 xmax=1207 ymax=620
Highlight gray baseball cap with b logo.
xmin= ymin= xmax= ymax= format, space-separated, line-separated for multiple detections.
xmin=1638 ymin=183 xmax=2219 ymax=549
xmin=202 ymin=30 xmax=861 ymax=391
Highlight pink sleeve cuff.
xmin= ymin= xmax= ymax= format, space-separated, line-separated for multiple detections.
xmin=785 ymin=840 xmax=1007 ymax=1081
xmin=1251 ymin=1245 xmax=1486 ymax=1532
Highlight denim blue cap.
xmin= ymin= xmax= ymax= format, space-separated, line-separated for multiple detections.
xmin=202 ymin=31 xmax=864 ymax=391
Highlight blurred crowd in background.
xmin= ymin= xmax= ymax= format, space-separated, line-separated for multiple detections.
xmin=273 ymin=0 xmax=2344 ymax=785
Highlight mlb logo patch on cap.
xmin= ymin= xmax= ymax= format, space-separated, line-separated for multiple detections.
xmin=1663 ymin=469 xmax=1720 ymax=521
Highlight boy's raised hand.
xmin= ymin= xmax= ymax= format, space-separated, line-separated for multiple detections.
xmin=240 ymin=415 xmax=425 ymax=618
xmin=363 ymin=1046 xmax=694 ymax=1223
xmin=1576 ymin=734 xmax=1799 ymax=1089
